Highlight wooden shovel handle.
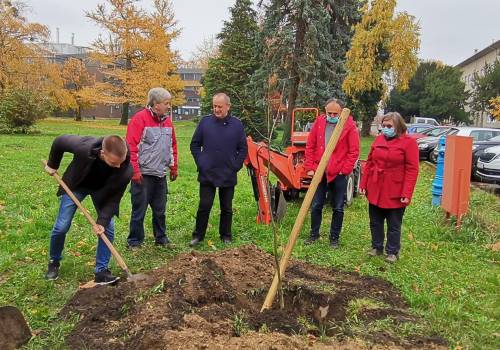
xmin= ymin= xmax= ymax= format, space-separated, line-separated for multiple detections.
xmin=260 ymin=108 xmax=351 ymax=311
xmin=42 ymin=160 xmax=133 ymax=277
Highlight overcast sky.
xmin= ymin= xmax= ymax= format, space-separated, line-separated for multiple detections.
xmin=25 ymin=0 xmax=499 ymax=66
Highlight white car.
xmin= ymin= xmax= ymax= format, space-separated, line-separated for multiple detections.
xmin=429 ymin=127 xmax=500 ymax=163
xmin=476 ymin=145 xmax=500 ymax=183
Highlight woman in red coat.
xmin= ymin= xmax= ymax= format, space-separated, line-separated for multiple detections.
xmin=359 ymin=112 xmax=419 ymax=263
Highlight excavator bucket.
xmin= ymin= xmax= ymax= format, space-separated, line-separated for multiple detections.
xmin=271 ymin=186 xmax=287 ymax=223
xmin=0 ymin=306 xmax=31 ymax=350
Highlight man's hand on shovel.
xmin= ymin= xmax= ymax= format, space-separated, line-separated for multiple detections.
xmin=44 ymin=164 xmax=57 ymax=176
xmin=92 ymin=224 xmax=105 ymax=236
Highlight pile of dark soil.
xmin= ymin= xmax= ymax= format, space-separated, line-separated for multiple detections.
xmin=61 ymin=245 xmax=446 ymax=349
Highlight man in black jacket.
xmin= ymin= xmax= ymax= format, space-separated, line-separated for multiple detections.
xmin=189 ymin=93 xmax=247 ymax=246
xmin=44 ymin=135 xmax=133 ymax=284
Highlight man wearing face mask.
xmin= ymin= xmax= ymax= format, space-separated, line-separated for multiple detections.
xmin=125 ymin=87 xmax=178 ymax=249
xmin=304 ymin=98 xmax=360 ymax=248
xmin=359 ymin=112 xmax=419 ymax=263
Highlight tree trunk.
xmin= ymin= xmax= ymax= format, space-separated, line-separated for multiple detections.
xmin=361 ymin=116 xmax=372 ymax=137
xmin=281 ymin=16 xmax=306 ymax=146
xmin=120 ymin=102 xmax=129 ymax=125
xmin=75 ymin=106 xmax=82 ymax=121
xmin=119 ymin=56 xmax=132 ymax=125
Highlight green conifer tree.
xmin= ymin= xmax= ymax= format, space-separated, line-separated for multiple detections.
xmin=201 ymin=0 xmax=266 ymax=140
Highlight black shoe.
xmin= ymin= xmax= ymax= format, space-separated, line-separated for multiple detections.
xmin=304 ymin=236 xmax=319 ymax=245
xmin=45 ymin=260 xmax=60 ymax=281
xmin=189 ymin=237 xmax=202 ymax=247
xmin=222 ymin=237 xmax=232 ymax=244
xmin=94 ymin=269 xmax=120 ymax=285
xmin=367 ymin=248 xmax=383 ymax=256
xmin=155 ymin=241 xmax=175 ymax=248
xmin=330 ymin=241 xmax=339 ymax=249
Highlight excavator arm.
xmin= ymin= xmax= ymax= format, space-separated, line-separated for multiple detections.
xmin=244 ymin=136 xmax=309 ymax=224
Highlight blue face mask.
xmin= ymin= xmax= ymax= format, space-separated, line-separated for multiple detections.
xmin=327 ymin=115 xmax=339 ymax=124
xmin=381 ymin=127 xmax=396 ymax=138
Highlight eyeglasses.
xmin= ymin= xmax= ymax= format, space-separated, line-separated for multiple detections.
xmin=326 ymin=112 xmax=339 ymax=116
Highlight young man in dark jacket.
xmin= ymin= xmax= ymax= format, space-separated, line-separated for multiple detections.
xmin=189 ymin=93 xmax=247 ymax=246
xmin=44 ymin=135 xmax=133 ymax=284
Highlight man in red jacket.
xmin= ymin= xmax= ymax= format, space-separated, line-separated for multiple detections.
xmin=125 ymin=87 xmax=178 ymax=249
xmin=304 ymin=98 xmax=360 ymax=248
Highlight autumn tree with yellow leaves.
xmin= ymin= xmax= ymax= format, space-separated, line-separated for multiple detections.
xmin=0 ymin=0 xmax=75 ymax=131
xmin=61 ymin=58 xmax=98 ymax=121
xmin=343 ymin=0 xmax=420 ymax=136
xmin=87 ymin=0 xmax=184 ymax=125
xmin=489 ymin=97 xmax=500 ymax=121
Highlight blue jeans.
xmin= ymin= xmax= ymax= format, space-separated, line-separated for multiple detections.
xmin=128 ymin=175 xmax=168 ymax=246
xmin=49 ymin=190 xmax=115 ymax=273
xmin=310 ymin=175 xmax=347 ymax=242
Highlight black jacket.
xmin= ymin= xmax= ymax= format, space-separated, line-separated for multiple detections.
xmin=190 ymin=115 xmax=247 ymax=187
xmin=47 ymin=135 xmax=133 ymax=226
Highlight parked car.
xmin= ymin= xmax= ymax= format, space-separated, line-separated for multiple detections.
xmin=429 ymin=127 xmax=500 ymax=163
xmin=407 ymin=123 xmax=433 ymax=135
xmin=409 ymin=126 xmax=454 ymax=140
xmin=471 ymin=135 xmax=500 ymax=179
xmin=476 ymin=145 xmax=500 ymax=184
xmin=417 ymin=127 xmax=460 ymax=161
xmin=412 ymin=117 xmax=440 ymax=126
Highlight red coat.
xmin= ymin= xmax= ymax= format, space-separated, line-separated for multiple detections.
xmin=304 ymin=115 xmax=360 ymax=182
xmin=360 ymin=134 xmax=419 ymax=209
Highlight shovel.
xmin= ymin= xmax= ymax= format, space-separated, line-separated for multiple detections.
xmin=42 ymin=160 xmax=146 ymax=284
xmin=0 ymin=306 xmax=31 ymax=349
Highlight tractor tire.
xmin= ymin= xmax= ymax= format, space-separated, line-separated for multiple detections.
xmin=345 ymin=173 xmax=355 ymax=207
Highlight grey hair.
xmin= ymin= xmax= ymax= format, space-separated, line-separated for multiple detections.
xmin=325 ymin=98 xmax=345 ymax=109
xmin=147 ymin=87 xmax=172 ymax=106
xmin=213 ymin=92 xmax=231 ymax=104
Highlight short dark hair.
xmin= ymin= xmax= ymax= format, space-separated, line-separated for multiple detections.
xmin=381 ymin=112 xmax=407 ymax=136
xmin=103 ymin=135 xmax=128 ymax=158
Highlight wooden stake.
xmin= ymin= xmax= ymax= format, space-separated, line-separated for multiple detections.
xmin=261 ymin=108 xmax=351 ymax=312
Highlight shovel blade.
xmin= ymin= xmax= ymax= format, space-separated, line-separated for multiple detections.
xmin=272 ymin=186 xmax=287 ymax=223
xmin=0 ymin=306 xmax=31 ymax=350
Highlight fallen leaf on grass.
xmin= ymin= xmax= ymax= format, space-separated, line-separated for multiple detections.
xmin=408 ymin=232 xmax=414 ymax=241
xmin=412 ymin=283 xmax=420 ymax=293
xmin=431 ymin=244 xmax=439 ymax=251
xmin=0 ymin=204 xmax=5 ymax=211
xmin=487 ymin=241 xmax=500 ymax=251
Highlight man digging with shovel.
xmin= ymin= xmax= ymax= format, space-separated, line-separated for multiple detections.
xmin=44 ymin=135 xmax=133 ymax=285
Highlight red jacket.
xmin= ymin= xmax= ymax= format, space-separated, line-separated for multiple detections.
xmin=360 ymin=134 xmax=419 ymax=209
xmin=126 ymin=108 xmax=178 ymax=178
xmin=304 ymin=115 xmax=360 ymax=182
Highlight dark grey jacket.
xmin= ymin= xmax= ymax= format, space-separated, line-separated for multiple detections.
xmin=47 ymin=135 xmax=133 ymax=226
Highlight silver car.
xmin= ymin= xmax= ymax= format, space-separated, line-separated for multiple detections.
xmin=476 ymin=145 xmax=500 ymax=183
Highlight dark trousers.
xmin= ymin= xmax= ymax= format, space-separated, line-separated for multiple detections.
xmin=128 ymin=175 xmax=168 ymax=246
xmin=193 ymin=184 xmax=234 ymax=240
xmin=369 ymin=204 xmax=406 ymax=255
xmin=310 ymin=175 xmax=348 ymax=242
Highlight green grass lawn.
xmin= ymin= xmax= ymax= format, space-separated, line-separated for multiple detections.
xmin=0 ymin=119 xmax=498 ymax=349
